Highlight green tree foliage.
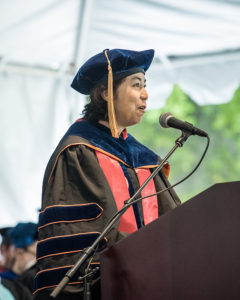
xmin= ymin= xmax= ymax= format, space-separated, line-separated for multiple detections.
xmin=128 ymin=85 xmax=240 ymax=202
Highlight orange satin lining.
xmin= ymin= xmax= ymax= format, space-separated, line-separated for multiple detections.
xmin=96 ymin=151 xmax=137 ymax=233
xmin=135 ymin=168 xmax=158 ymax=225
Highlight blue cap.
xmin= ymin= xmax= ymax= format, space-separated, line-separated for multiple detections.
xmin=71 ymin=48 xmax=154 ymax=95
xmin=7 ymin=222 xmax=37 ymax=249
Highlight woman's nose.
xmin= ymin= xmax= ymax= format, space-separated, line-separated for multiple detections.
xmin=141 ymin=87 xmax=148 ymax=100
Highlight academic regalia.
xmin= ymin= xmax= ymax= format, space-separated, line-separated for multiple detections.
xmin=33 ymin=120 xmax=180 ymax=299
xmin=33 ymin=48 xmax=181 ymax=299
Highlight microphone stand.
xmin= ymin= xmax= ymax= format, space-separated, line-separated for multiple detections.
xmin=50 ymin=131 xmax=190 ymax=299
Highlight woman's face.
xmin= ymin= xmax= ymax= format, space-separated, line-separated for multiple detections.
xmin=114 ymin=72 xmax=148 ymax=129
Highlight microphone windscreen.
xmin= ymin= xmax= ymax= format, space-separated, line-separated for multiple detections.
xmin=159 ymin=112 xmax=173 ymax=128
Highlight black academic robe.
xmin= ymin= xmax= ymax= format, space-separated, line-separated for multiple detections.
xmin=33 ymin=120 xmax=180 ymax=300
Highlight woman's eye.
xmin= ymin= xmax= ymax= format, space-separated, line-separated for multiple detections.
xmin=133 ymin=82 xmax=140 ymax=87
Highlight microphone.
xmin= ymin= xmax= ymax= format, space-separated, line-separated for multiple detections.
xmin=159 ymin=112 xmax=208 ymax=137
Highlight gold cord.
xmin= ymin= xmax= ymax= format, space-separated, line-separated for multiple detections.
xmin=104 ymin=50 xmax=119 ymax=138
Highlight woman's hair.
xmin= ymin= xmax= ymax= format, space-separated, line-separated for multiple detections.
xmin=82 ymin=77 xmax=125 ymax=123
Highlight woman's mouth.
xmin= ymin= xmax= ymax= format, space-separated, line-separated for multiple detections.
xmin=138 ymin=105 xmax=146 ymax=113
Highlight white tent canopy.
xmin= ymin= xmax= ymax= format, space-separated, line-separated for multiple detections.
xmin=1 ymin=0 xmax=240 ymax=226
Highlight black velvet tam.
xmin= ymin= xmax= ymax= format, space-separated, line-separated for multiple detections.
xmin=71 ymin=48 xmax=154 ymax=95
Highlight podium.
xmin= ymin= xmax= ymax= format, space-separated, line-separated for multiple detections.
xmin=100 ymin=181 xmax=240 ymax=300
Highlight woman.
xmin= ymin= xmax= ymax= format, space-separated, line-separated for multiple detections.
xmin=33 ymin=49 xmax=180 ymax=300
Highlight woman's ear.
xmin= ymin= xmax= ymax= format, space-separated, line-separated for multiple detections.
xmin=101 ymin=89 xmax=108 ymax=102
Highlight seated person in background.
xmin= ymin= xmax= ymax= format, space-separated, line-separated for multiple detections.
xmin=0 ymin=223 xmax=37 ymax=300
xmin=0 ymin=222 xmax=37 ymax=292
xmin=16 ymin=225 xmax=38 ymax=294
xmin=0 ymin=227 xmax=15 ymax=275
xmin=34 ymin=48 xmax=181 ymax=300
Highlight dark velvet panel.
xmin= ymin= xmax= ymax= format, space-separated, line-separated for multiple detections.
xmin=34 ymin=265 xmax=85 ymax=293
xmin=34 ymin=262 xmax=100 ymax=293
xmin=37 ymin=233 xmax=106 ymax=260
xmin=65 ymin=121 xmax=159 ymax=168
xmin=38 ymin=203 xmax=103 ymax=228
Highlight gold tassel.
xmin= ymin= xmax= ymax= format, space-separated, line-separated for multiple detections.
xmin=104 ymin=50 xmax=119 ymax=138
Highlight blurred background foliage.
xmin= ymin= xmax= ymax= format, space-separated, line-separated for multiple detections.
xmin=128 ymin=84 xmax=240 ymax=202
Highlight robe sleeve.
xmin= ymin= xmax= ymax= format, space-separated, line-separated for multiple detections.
xmin=35 ymin=143 xmax=124 ymax=297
